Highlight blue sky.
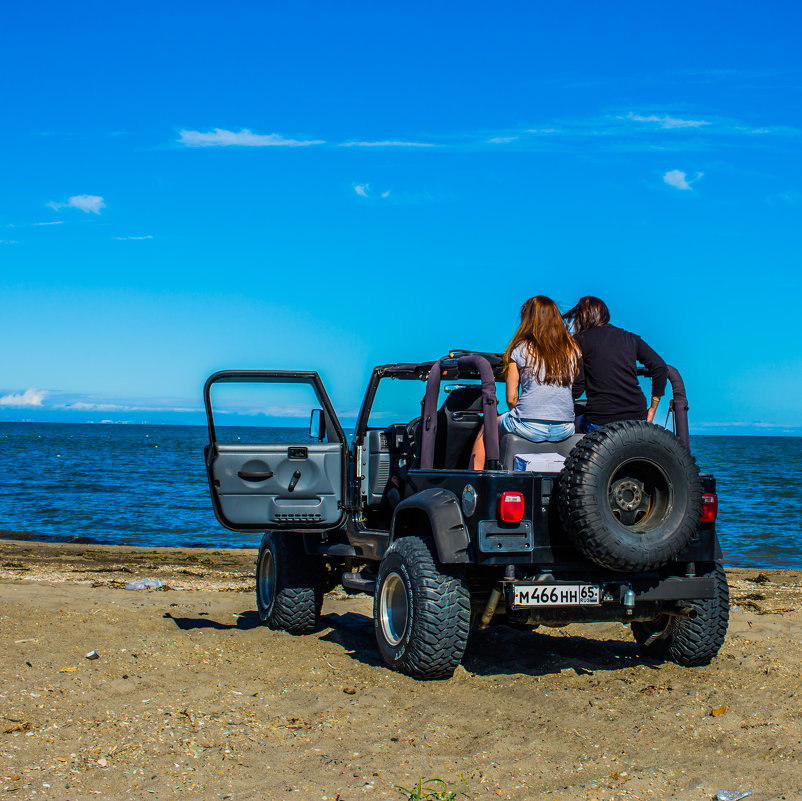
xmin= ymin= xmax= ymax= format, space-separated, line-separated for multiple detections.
xmin=1 ymin=0 xmax=801 ymax=434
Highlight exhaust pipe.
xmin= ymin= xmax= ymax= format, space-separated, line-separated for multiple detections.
xmin=478 ymin=586 xmax=502 ymax=629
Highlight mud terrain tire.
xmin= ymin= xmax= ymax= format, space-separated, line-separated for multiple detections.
xmin=256 ymin=532 xmax=322 ymax=634
xmin=374 ymin=536 xmax=470 ymax=680
xmin=632 ymin=563 xmax=729 ymax=666
xmin=559 ymin=420 xmax=702 ymax=571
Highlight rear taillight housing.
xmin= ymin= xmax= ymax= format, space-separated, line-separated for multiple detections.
xmin=700 ymin=492 xmax=718 ymax=523
xmin=498 ymin=492 xmax=525 ymax=523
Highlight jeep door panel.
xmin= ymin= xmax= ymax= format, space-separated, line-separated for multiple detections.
xmin=204 ymin=371 xmax=346 ymax=531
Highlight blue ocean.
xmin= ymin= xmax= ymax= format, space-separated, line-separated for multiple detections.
xmin=1 ymin=422 xmax=800 ymax=569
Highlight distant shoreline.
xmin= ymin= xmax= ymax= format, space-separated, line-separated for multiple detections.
xmin=1 ymin=418 xmax=801 ymax=437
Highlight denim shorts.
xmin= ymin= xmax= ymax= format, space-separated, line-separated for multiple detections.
xmin=499 ymin=413 xmax=574 ymax=442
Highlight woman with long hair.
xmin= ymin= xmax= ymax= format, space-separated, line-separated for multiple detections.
xmin=563 ymin=296 xmax=668 ymax=432
xmin=470 ymin=295 xmax=580 ymax=469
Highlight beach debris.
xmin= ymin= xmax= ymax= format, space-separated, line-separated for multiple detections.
xmin=343 ymin=687 xmax=357 ymax=695
xmin=125 ymin=578 xmax=165 ymax=590
xmin=86 ymin=650 xmax=100 ymax=660
xmin=711 ymin=705 xmax=729 ymax=716
xmin=97 ymin=757 xmax=108 ymax=768
xmin=716 ymin=791 xmax=753 ymax=801
xmin=4 ymin=720 xmax=32 ymax=734
xmin=746 ymin=574 xmax=770 ymax=584
xmin=59 ymin=666 xmax=78 ymax=673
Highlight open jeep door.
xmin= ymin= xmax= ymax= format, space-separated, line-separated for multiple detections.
xmin=204 ymin=371 xmax=347 ymax=531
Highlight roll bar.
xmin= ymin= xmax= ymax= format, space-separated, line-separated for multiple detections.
xmin=637 ymin=364 xmax=689 ymax=448
xmin=419 ymin=354 xmax=500 ymax=470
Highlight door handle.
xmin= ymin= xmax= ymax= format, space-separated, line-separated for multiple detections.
xmin=288 ymin=470 xmax=301 ymax=492
xmin=238 ymin=470 xmax=274 ymax=481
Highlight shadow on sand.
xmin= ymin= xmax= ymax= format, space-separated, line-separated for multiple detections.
xmin=163 ymin=610 xmax=262 ymax=631
xmin=318 ymin=611 xmax=656 ymax=677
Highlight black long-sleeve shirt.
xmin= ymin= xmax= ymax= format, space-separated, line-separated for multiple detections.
xmin=572 ymin=324 xmax=668 ymax=425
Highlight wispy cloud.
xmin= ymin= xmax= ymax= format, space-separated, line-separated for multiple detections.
xmin=0 ymin=239 xmax=19 ymax=245
xmin=625 ymin=113 xmax=711 ymax=129
xmin=115 ymin=235 xmax=153 ymax=240
xmin=0 ymin=389 xmax=48 ymax=408
xmin=353 ymin=183 xmax=391 ymax=199
xmin=178 ymin=128 xmax=324 ymax=147
xmin=339 ymin=140 xmax=436 ymax=148
xmin=63 ymin=400 xmax=199 ymax=413
xmin=487 ymin=136 xmax=519 ymax=144
xmin=663 ymin=169 xmax=703 ymax=190
xmin=34 ymin=221 xmax=64 ymax=226
xmin=48 ymin=195 xmax=106 ymax=214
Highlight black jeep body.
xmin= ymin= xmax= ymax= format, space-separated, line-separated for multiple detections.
xmin=204 ymin=352 xmax=728 ymax=679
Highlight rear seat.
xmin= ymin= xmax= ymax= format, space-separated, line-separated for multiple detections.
xmin=499 ymin=433 xmax=584 ymax=470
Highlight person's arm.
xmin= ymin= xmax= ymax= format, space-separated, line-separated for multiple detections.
xmin=636 ymin=338 xmax=667 ymax=423
xmin=572 ymin=357 xmax=586 ymax=400
xmin=506 ymin=361 xmax=520 ymax=409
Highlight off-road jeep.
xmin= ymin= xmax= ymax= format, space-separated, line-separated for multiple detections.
xmin=203 ymin=352 xmax=727 ymax=680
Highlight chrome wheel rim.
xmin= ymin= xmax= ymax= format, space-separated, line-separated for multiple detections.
xmin=258 ymin=548 xmax=276 ymax=610
xmin=379 ymin=572 xmax=409 ymax=647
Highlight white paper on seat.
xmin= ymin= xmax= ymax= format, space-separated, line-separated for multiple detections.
xmin=512 ymin=452 xmax=567 ymax=472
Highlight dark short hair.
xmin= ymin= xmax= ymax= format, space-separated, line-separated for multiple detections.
xmin=563 ymin=296 xmax=610 ymax=335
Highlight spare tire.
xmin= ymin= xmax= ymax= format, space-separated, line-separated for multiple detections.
xmin=558 ymin=421 xmax=702 ymax=572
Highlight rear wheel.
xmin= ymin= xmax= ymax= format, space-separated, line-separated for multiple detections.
xmin=256 ymin=532 xmax=322 ymax=634
xmin=559 ymin=420 xmax=702 ymax=571
xmin=374 ymin=536 xmax=470 ymax=680
xmin=632 ymin=563 xmax=729 ymax=666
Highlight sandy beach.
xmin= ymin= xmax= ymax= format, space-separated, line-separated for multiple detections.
xmin=1 ymin=539 xmax=801 ymax=801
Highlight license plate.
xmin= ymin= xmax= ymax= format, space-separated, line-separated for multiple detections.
xmin=513 ymin=584 xmax=600 ymax=607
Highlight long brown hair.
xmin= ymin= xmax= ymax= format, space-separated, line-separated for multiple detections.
xmin=504 ymin=295 xmax=581 ymax=386
xmin=563 ymin=295 xmax=610 ymax=335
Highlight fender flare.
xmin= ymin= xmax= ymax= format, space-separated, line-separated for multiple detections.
xmin=390 ymin=488 xmax=470 ymax=564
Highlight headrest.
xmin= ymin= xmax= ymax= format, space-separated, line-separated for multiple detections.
xmin=441 ymin=385 xmax=484 ymax=413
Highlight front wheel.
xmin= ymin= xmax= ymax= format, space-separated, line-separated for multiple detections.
xmin=632 ymin=563 xmax=729 ymax=666
xmin=256 ymin=532 xmax=322 ymax=634
xmin=374 ymin=536 xmax=470 ymax=680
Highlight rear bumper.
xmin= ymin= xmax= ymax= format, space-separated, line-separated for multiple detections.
xmin=504 ymin=574 xmax=715 ymax=625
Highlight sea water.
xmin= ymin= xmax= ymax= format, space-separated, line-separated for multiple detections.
xmin=0 ymin=422 xmax=800 ymax=569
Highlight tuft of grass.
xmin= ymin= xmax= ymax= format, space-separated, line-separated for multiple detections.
xmin=397 ymin=775 xmax=470 ymax=801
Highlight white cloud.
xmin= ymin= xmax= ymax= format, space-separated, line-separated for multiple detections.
xmin=34 ymin=221 xmax=64 ymax=226
xmin=487 ymin=136 xmax=519 ymax=144
xmin=663 ymin=169 xmax=704 ymax=190
xmin=0 ymin=389 xmax=48 ymax=408
xmin=0 ymin=239 xmax=19 ymax=244
xmin=115 ymin=235 xmax=154 ymax=240
xmin=178 ymin=128 xmax=324 ymax=147
xmin=626 ymin=113 xmax=710 ymax=129
xmin=353 ymin=184 xmax=391 ymax=199
xmin=63 ymin=401 xmax=199 ymax=413
xmin=339 ymin=140 xmax=435 ymax=148
xmin=48 ymin=195 xmax=106 ymax=214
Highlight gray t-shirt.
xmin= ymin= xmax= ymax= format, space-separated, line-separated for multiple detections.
xmin=508 ymin=344 xmax=575 ymax=422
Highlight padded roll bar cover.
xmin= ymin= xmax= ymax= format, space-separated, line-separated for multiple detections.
xmin=420 ymin=354 xmax=499 ymax=469
xmin=390 ymin=488 xmax=470 ymax=564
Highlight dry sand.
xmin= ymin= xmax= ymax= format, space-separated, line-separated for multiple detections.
xmin=1 ymin=539 xmax=801 ymax=801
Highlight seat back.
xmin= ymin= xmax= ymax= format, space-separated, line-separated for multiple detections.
xmin=499 ymin=433 xmax=584 ymax=470
xmin=433 ymin=386 xmax=484 ymax=469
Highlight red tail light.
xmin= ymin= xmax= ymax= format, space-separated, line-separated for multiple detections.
xmin=498 ymin=492 xmax=525 ymax=523
xmin=700 ymin=493 xmax=718 ymax=523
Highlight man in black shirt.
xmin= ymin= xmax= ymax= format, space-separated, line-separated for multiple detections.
xmin=565 ymin=297 xmax=668 ymax=430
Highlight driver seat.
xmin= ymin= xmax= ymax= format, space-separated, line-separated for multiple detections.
xmin=412 ymin=386 xmax=484 ymax=470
